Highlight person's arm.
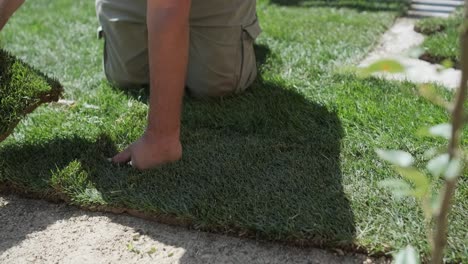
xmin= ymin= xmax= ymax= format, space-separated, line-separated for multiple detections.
xmin=112 ymin=0 xmax=190 ymax=170
xmin=0 ymin=0 xmax=24 ymax=31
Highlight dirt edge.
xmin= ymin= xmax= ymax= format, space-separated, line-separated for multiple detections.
xmin=0 ymin=182 xmax=393 ymax=261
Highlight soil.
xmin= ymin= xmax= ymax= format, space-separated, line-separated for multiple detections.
xmin=0 ymin=195 xmax=388 ymax=264
xmin=419 ymin=53 xmax=460 ymax=69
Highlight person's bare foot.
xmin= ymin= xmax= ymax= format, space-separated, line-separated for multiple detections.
xmin=112 ymin=131 xmax=182 ymax=170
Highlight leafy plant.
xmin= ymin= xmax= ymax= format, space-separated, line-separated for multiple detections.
xmin=363 ymin=3 xmax=467 ymax=263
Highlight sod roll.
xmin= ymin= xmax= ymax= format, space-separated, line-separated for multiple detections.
xmin=0 ymin=49 xmax=63 ymax=142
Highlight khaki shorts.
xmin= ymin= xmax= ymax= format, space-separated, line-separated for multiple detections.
xmin=96 ymin=0 xmax=261 ymax=97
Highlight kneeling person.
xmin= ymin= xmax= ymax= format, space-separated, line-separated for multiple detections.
xmin=96 ymin=0 xmax=261 ymax=97
xmin=97 ymin=0 xmax=262 ymax=169
xmin=0 ymin=0 xmax=261 ymax=170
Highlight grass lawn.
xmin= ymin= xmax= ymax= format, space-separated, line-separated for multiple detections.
xmin=415 ymin=9 xmax=462 ymax=68
xmin=0 ymin=0 xmax=466 ymax=262
xmin=0 ymin=49 xmax=62 ymax=142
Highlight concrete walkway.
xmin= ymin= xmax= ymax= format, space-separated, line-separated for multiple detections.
xmin=359 ymin=18 xmax=461 ymax=90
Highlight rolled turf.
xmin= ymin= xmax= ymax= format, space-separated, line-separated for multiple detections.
xmin=0 ymin=49 xmax=62 ymax=142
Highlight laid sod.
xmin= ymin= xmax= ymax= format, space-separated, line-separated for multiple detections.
xmin=415 ymin=9 xmax=462 ymax=68
xmin=0 ymin=49 xmax=62 ymax=142
xmin=0 ymin=0 xmax=466 ymax=262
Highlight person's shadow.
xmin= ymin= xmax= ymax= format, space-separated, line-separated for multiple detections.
xmin=0 ymin=44 xmax=357 ymax=261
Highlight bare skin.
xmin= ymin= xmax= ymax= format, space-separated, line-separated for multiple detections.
xmin=112 ymin=0 xmax=190 ymax=170
xmin=0 ymin=0 xmax=190 ymax=170
xmin=0 ymin=0 xmax=24 ymax=30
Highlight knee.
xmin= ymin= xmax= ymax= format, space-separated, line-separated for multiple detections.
xmin=101 ymin=36 xmax=149 ymax=89
xmin=186 ymin=62 xmax=258 ymax=98
xmin=96 ymin=0 xmax=149 ymax=89
xmin=185 ymin=71 xmax=236 ymax=99
xmin=186 ymin=25 xmax=259 ymax=98
xmin=186 ymin=74 xmax=235 ymax=98
xmin=104 ymin=66 xmax=147 ymax=90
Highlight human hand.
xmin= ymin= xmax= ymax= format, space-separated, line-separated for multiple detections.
xmin=112 ymin=131 xmax=182 ymax=170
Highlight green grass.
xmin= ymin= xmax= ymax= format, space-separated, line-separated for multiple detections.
xmin=0 ymin=49 xmax=62 ymax=142
xmin=415 ymin=9 xmax=463 ymax=67
xmin=0 ymin=0 xmax=466 ymax=262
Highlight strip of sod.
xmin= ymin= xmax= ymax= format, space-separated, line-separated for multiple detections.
xmin=0 ymin=49 xmax=62 ymax=142
xmin=415 ymin=9 xmax=462 ymax=68
xmin=0 ymin=0 xmax=466 ymax=262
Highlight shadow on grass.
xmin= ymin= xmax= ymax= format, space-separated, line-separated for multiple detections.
xmin=270 ymin=0 xmax=409 ymax=12
xmin=118 ymin=43 xmax=275 ymax=104
xmin=0 ymin=43 xmax=357 ymax=257
xmin=0 ymin=83 xmax=356 ymax=252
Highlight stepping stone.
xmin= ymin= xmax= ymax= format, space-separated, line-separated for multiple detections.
xmin=359 ymin=18 xmax=461 ymax=90
xmin=411 ymin=4 xmax=456 ymax=13
xmin=408 ymin=0 xmax=463 ymax=17
xmin=412 ymin=0 xmax=464 ymax=7
xmin=407 ymin=10 xmax=450 ymax=17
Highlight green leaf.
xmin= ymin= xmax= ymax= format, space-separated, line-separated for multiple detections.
xmin=376 ymin=149 xmax=414 ymax=167
xmin=423 ymin=147 xmax=442 ymax=159
xmin=147 ymin=247 xmax=157 ymax=255
xmin=417 ymin=85 xmax=449 ymax=108
xmin=394 ymin=245 xmax=420 ymax=264
xmin=127 ymin=242 xmax=140 ymax=254
xmin=441 ymin=59 xmax=454 ymax=69
xmin=379 ymin=179 xmax=413 ymax=199
xmin=363 ymin=59 xmax=405 ymax=74
xmin=127 ymin=242 xmax=135 ymax=251
xmin=427 ymin=154 xmax=450 ymax=178
xmin=427 ymin=124 xmax=452 ymax=139
xmin=395 ymin=167 xmax=430 ymax=199
xmin=444 ymin=158 xmax=463 ymax=181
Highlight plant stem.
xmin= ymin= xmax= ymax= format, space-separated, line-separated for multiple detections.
xmin=431 ymin=2 xmax=468 ymax=263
